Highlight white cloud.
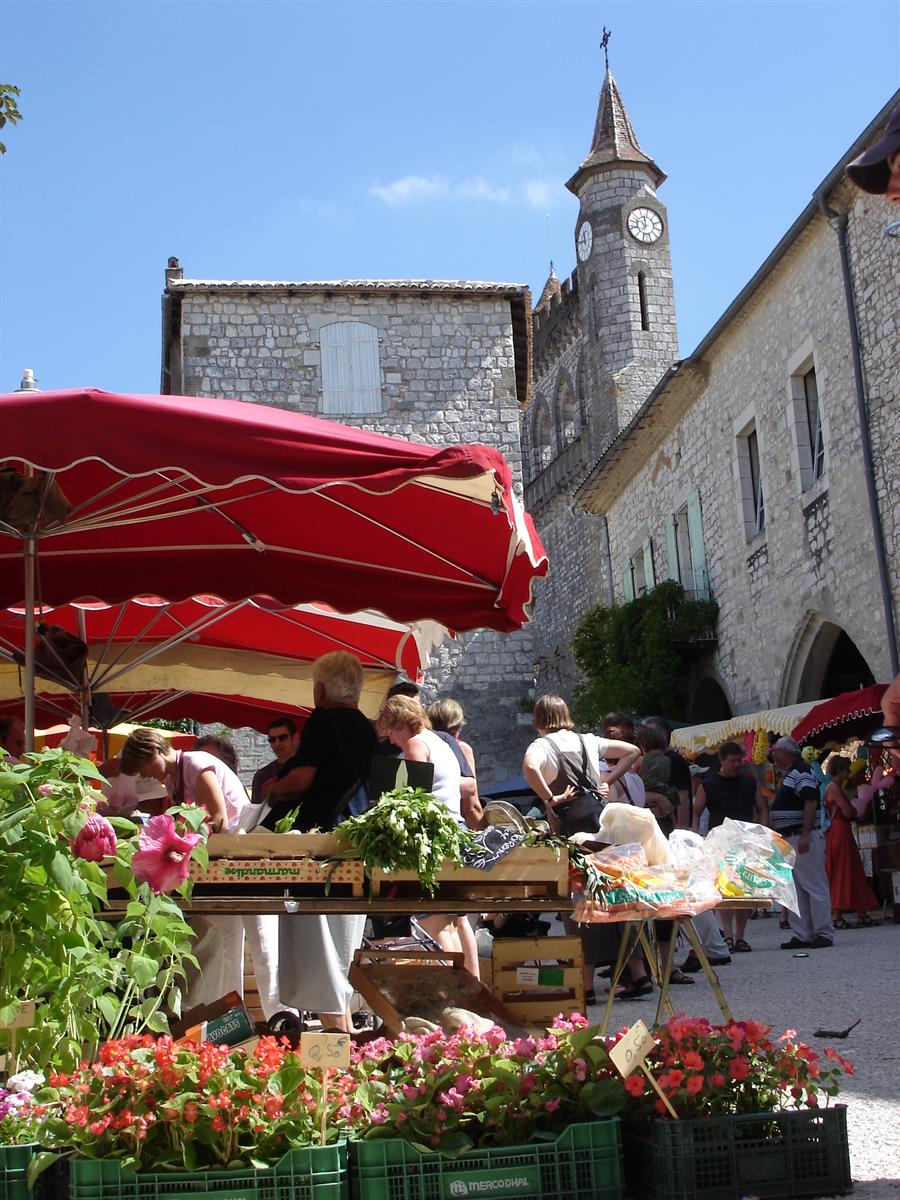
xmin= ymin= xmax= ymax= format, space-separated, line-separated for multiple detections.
xmin=369 ymin=172 xmax=564 ymax=209
xmin=369 ymin=175 xmax=452 ymax=205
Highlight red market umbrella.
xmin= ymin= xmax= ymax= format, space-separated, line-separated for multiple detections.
xmin=791 ymin=683 xmax=889 ymax=748
xmin=0 ymin=595 xmax=444 ymax=729
xmin=0 ymin=388 xmax=548 ymax=743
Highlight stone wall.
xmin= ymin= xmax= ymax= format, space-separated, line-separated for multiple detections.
xmin=599 ymin=208 xmax=896 ymax=715
xmin=171 ymin=284 xmax=537 ymax=787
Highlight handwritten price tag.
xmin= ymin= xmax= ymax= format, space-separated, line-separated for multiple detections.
xmin=610 ymin=1020 xmax=679 ymax=1120
xmin=299 ymin=1032 xmax=351 ymax=1070
xmin=609 ymin=1019 xmax=655 ymax=1077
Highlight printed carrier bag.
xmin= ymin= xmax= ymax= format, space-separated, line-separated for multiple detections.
xmin=704 ymin=817 xmax=799 ymax=914
xmin=573 ymin=842 xmax=688 ymax=923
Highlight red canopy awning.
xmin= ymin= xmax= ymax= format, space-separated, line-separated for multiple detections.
xmin=791 ymin=684 xmax=888 ymax=747
xmin=0 ymin=388 xmax=547 ymax=632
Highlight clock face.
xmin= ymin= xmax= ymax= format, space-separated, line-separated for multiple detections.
xmin=576 ymin=220 xmax=593 ymax=262
xmin=627 ymin=207 xmax=663 ymax=244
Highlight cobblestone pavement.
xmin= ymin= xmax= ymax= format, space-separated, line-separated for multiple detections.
xmin=585 ymin=912 xmax=900 ymax=1199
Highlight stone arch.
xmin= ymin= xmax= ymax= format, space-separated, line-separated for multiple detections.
xmin=690 ymin=676 xmax=733 ymax=723
xmin=780 ymin=612 xmax=876 ymax=704
xmin=555 ymin=369 xmax=578 ymax=448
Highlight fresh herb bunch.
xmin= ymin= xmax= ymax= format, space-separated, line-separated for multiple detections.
xmin=335 ymin=786 xmax=476 ymax=894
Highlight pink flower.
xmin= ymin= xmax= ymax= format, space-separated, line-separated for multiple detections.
xmin=72 ymin=814 xmax=117 ymax=861
xmin=38 ymin=783 xmax=54 ymax=796
xmin=132 ymin=814 xmax=201 ymax=893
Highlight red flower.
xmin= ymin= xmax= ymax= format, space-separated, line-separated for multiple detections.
xmin=624 ymin=1074 xmax=645 ymax=1096
xmin=730 ymin=1056 xmax=750 ymax=1082
xmin=132 ymin=814 xmax=202 ymax=893
xmin=686 ymin=1075 xmax=704 ymax=1095
xmin=682 ymin=1051 xmax=704 ymax=1072
xmin=710 ymin=1072 xmax=725 ymax=1088
xmin=72 ymin=814 xmax=117 ymax=862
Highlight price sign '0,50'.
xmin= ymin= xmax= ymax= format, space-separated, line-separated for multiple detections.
xmin=299 ymin=1032 xmax=351 ymax=1070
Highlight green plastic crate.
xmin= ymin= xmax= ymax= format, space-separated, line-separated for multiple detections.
xmin=0 ymin=1145 xmax=38 ymax=1200
xmin=352 ymin=1119 xmax=622 ymax=1200
xmin=623 ymin=1106 xmax=851 ymax=1200
xmin=69 ymin=1143 xmax=347 ymax=1200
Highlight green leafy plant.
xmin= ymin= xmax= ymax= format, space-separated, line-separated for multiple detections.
xmin=334 ymin=786 xmax=477 ymax=895
xmin=0 ymin=749 xmax=204 ymax=1071
xmin=0 ymin=84 xmax=22 ymax=154
xmin=571 ymin=579 xmax=718 ymax=723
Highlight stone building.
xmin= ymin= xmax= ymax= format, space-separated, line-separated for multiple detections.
xmin=521 ymin=69 xmax=679 ymax=693
xmin=572 ymin=92 xmax=900 ymax=719
xmin=161 ymin=276 xmax=538 ymax=784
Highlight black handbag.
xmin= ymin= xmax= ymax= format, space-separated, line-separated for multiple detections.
xmin=548 ymin=734 xmax=605 ymax=836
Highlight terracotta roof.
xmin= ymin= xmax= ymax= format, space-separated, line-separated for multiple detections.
xmin=534 ymin=270 xmax=562 ymax=312
xmin=168 ymin=278 xmax=528 ymax=296
xmin=567 ymin=69 xmax=665 ymax=194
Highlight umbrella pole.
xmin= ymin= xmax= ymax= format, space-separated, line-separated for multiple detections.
xmin=23 ymin=532 xmax=36 ymax=753
xmin=77 ymin=609 xmax=91 ymax=731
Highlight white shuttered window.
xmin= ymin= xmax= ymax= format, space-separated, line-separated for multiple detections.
xmin=320 ymin=321 xmax=382 ymax=414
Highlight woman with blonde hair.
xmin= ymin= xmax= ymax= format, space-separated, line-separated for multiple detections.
xmin=379 ymin=695 xmax=480 ymax=977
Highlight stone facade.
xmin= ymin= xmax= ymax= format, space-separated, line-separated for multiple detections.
xmin=163 ymin=280 xmax=538 ymax=787
xmin=577 ymin=122 xmax=900 ymax=716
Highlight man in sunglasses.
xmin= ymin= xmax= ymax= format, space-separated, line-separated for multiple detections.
xmin=251 ymin=717 xmax=300 ymax=806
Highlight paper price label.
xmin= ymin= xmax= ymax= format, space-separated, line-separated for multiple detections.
xmin=610 ymin=1019 xmax=656 ymax=1078
xmin=0 ymin=1002 xmax=35 ymax=1031
xmin=299 ymin=1032 xmax=351 ymax=1070
xmin=516 ymin=968 xmax=540 ymax=986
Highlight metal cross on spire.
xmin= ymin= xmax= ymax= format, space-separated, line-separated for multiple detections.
xmin=600 ymin=26 xmax=611 ymax=71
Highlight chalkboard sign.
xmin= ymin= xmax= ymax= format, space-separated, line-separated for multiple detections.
xmin=462 ymin=825 xmax=525 ymax=872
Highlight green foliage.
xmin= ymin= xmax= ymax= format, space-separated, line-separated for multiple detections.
xmin=0 ymin=84 xmax=22 ymax=154
xmin=571 ymin=579 xmax=718 ymax=724
xmin=144 ymin=717 xmax=198 ymax=734
xmin=0 ymin=749 xmax=203 ymax=1071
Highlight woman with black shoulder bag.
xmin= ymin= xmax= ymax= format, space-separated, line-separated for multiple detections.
xmin=522 ymin=696 xmax=648 ymax=1002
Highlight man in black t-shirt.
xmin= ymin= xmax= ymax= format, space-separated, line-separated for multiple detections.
xmin=693 ymin=740 xmax=766 ymax=953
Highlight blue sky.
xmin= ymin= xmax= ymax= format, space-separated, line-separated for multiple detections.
xmin=1 ymin=0 xmax=897 ymax=395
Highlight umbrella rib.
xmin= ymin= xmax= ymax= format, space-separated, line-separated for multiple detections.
xmin=6 ymin=542 xmax=496 ymax=591
xmin=314 ymin=489 xmax=496 ymax=588
xmin=259 ymin=607 xmax=396 ymax=668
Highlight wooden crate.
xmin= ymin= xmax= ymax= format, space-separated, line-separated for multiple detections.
xmin=192 ymin=831 xmax=363 ymax=895
xmin=490 ymin=936 xmax=585 ymax=1025
xmin=369 ymin=846 xmax=568 ymax=900
xmin=349 ymin=949 xmax=518 ymax=1036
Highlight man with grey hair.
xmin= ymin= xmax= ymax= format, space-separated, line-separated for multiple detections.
xmin=261 ymin=651 xmax=377 ymax=1033
xmin=770 ymin=736 xmax=834 ymax=950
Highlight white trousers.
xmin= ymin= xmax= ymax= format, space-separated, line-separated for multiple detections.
xmin=691 ymin=908 xmax=730 ymax=957
xmin=786 ymin=831 xmax=834 ymax=943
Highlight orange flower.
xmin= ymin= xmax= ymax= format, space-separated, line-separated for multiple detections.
xmin=624 ymin=1074 xmax=645 ymax=1096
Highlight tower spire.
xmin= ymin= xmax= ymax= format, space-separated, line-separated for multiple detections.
xmin=566 ymin=54 xmax=666 ymax=194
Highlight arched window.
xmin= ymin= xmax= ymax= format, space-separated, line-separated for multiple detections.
xmin=320 ymin=321 xmax=382 ymax=413
xmin=576 ymin=357 xmax=588 ymax=424
xmin=533 ymin=403 xmax=553 ymax=473
xmin=557 ymin=376 xmax=577 ymax=445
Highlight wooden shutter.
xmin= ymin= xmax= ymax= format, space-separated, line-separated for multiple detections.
xmin=321 ymin=322 xmax=382 ymax=414
xmin=642 ymin=537 xmax=656 ymax=590
xmin=686 ymin=488 xmax=707 ymax=595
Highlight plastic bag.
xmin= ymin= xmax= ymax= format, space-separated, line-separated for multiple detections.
xmin=573 ymin=842 xmax=687 ymax=923
xmin=705 ymin=817 xmax=799 ymax=914
xmin=597 ymin=801 xmax=670 ymax=865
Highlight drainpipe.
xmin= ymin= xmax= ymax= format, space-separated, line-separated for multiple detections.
xmin=599 ymin=515 xmax=616 ymax=607
xmin=816 ymin=193 xmax=899 ymax=674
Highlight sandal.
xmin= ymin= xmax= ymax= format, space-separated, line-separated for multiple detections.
xmin=616 ymin=975 xmax=654 ymax=999
xmin=733 ymin=939 xmax=752 ymax=952
xmin=854 ymin=914 xmax=880 ymax=928
xmin=779 ymin=917 xmax=790 ymax=930
xmin=724 ymin=936 xmax=735 ymax=950
xmin=833 ymin=917 xmax=851 ymax=930
xmin=668 ymin=968 xmax=695 ymax=985
xmin=584 ymin=989 xmax=598 ymax=1006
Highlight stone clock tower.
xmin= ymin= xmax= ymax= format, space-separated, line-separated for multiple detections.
xmin=568 ymin=68 xmax=678 ymax=433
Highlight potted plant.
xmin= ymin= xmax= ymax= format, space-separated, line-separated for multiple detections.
xmin=32 ymin=1035 xmax=349 ymax=1199
xmin=616 ymin=1016 xmax=853 ymax=1200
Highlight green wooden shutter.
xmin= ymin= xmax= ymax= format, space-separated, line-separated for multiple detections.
xmin=665 ymin=513 xmax=679 ymax=581
xmin=622 ymin=562 xmax=635 ymax=602
xmin=686 ymin=488 xmax=707 ymax=595
xmin=642 ymin=537 xmax=655 ymax=590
